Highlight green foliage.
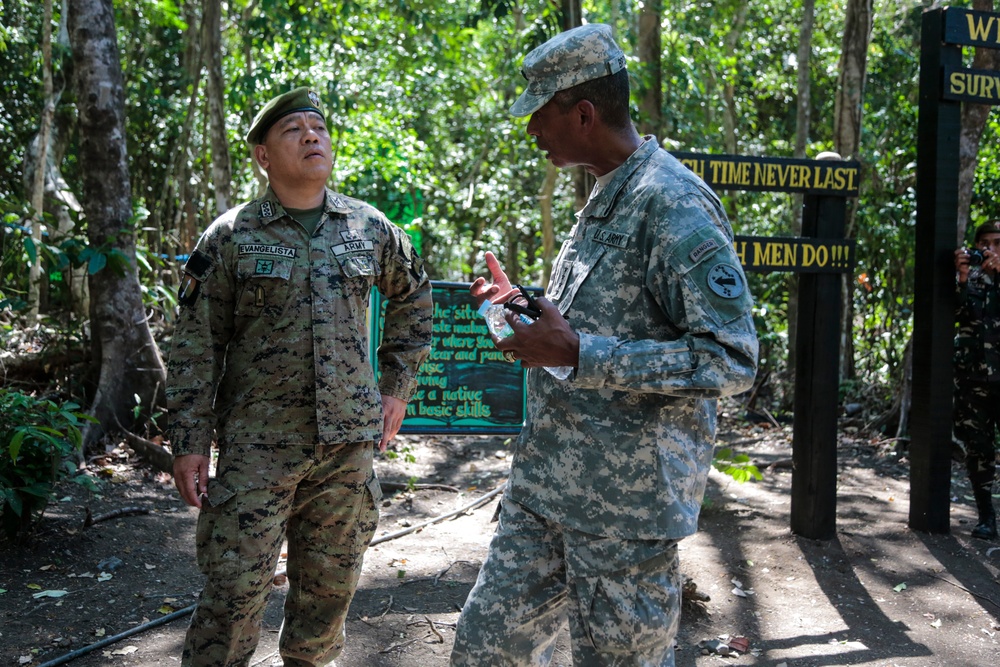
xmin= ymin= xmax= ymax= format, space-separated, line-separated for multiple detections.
xmin=712 ymin=447 xmax=763 ymax=484
xmin=0 ymin=389 xmax=98 ymax=540
xmin=383 ymin=445 xmax=417 ymax=464
xmin=4 ymin=0 xmax=997 ymax=429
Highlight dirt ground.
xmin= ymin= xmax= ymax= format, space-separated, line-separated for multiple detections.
xmin=2 ymin=415 xmax=999 ymax=667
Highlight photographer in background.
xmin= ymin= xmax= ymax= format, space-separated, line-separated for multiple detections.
xmin=953 ymin=219 xmax=1000 ymax=540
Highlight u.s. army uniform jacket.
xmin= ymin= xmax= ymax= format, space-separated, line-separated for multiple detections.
xmin=508 ymin=138 xmax=759 ymax=541
xmin=167 ymin=187 xmax=433 ymax=457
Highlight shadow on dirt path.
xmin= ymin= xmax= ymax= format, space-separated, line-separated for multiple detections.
xmin=2 ymin=426 xmax=999 ymax=666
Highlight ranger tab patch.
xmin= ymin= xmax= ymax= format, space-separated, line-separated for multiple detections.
xmin=689 ymin=238 xmax=719 ymax=263
xmin=707 ymin=263 xmax=745 ymax=299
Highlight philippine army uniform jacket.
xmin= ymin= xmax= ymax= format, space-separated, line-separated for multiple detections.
xmin=167 ymin=187 xmax=432 ymax=457
xmin=508 ymin=138 xmax=759 ymax=542
xmin=955 ymin=267 xmax=1000 ymax=382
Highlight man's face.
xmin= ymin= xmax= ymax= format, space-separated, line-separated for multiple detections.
xmin=977 ymin=232 xmax=1000 ymax=254
xmin=256 ymin=111 xmax=332 ymax=186
xmin=526 ymin=100 xmax=582 ymax=169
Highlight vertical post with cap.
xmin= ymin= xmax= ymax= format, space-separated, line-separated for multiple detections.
xmin=791 ymin=152 xmax=847 ymax=540
xmin=910 ymin=7 xmax=959 ymax=533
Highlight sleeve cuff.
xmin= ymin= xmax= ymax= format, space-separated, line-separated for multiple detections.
xmin=571 ymin=332 xmax=614 ymax=389
xmin=378 ymin=370 xmax=418 ymax=402
xmin=168 ymin=428 xmax=213 ymax=458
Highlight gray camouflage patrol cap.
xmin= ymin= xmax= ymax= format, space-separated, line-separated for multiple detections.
xmin=510 ymin=24 xmax=627 ymax=117
xmin=245 ymin=86 xmax=325 ymax=145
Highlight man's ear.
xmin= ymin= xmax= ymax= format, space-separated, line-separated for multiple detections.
xmin=253 ymin=144 xmax=269 ymax=171
xmin=576 ymin=99 xmax=597 ymax=132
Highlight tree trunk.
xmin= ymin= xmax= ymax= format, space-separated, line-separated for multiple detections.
xmin=203 ymin=0 xmax=231 ymax=215
xmin=156 ymin=3 xmax=204 ymax=255
xmin=704 ymin=4 xmax=748 ymax=220
xmin=240 ymin=0 xmax=268 ymax=195
xmin=720 ymin=6 xmax=748 ymax=157
xmin=833 ymin=0 xmax=873 ymax=383
xmin=957 ymin=0 xmax=999 ymax=244
xmin=540 ymin=161 xmax=558 ymax=285
xmin=23 ymin=0 xmax=89 ymax=317
xmin=787 ymin=0 xmax=816 ymax=397
xmin=68 ymin=0 xmax=167 ymax=450
xmin=27 ymin=0 xmax=55 ymax=318
xmin=555 ymin=0 xmax=589 ymax=213
xmin=637 ymin=0 xmax=662 ymax=137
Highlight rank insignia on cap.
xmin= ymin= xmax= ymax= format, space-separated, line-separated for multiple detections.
xmin=707 ymin=263 xmax=745 ymax=299
xmin=308 ymin=90 xmax=321 ymax=107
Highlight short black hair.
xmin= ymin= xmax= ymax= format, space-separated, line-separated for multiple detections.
xmin=551 ymin=69 xmax=631 ymax=130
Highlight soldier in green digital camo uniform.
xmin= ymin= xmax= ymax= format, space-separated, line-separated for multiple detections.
xmin=167 ymin=87 xmax=432 ymax=667
xmin=953 ymin=220 xmax=1000 ymax=540
xmin=452 ymin=25 xmax=759 ymax=667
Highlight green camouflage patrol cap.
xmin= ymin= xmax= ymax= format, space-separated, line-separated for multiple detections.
xmin=510 ymin=24 xmax=626 ymax=118
xmin=245 ymin=87 xmax=325 ymax=145
xmin=975 ymin=220 xmax=1000 ymax=240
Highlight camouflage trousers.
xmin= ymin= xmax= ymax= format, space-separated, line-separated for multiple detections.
xmin=182 ymin=442 xmax=381 ymax=667
xmin=953 ymin=379 xmax=1000 ymax=489
xmin=451 ymin=496 xmax=681 ymax=667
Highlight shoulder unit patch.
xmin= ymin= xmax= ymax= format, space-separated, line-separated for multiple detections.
xmin=707 ymin=263 xmax=745 ymax=299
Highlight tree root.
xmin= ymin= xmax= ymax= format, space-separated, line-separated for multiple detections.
xmin=83 ymin=506 xmax=150 ymax=528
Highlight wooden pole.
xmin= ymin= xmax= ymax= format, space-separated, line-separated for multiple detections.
xmin=910 ymin=7 xmax=960 ymax=533
xmin=791 ymin=182 xmax=847 ymax=540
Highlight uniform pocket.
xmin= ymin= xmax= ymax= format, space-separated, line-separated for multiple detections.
xmin=336 ymin=252 xmax=380 ymax=298
xmin=234 ymin=256 xmax=293 ymax=318
xmin=194 ymin=479 xmax=239 ymax=577
xmin=338 ymin=253 xmax=380 ymax=278
xmin=581 ymin=549 xmax=680 ymax=655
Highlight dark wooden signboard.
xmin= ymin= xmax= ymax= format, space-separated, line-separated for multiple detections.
xmin=735 ymin=236 xmax=855 ymax=273
xmin=943 ymin=7 xmax=1000 ymax=47
xmin=942 ymin=65 xmax=1000 ymax=103
xmin=671 ymin=152 xmax=860 ymax=196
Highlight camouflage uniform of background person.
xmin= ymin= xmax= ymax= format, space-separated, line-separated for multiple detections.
xmin=953 ymin=219 xmax=1000 ymax=540
xmin=166 ymin=87 xmax=433 ymax=667
xmin=451 ymin=25 xmax=759 ymax=667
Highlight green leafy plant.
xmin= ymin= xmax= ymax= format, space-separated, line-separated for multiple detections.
xmin=712 ymin=447 xmax=763 ymax=484
xmin=383 ymin=444 xmax=417 ymax=464
xmin=0 ymin=390 xmax=98 ymax=540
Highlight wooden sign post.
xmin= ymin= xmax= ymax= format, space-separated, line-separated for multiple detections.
xmin=675 ymin=151 xmax=857 ymax=540
xmin=911 ymin=6 xmax=1000 ymax=533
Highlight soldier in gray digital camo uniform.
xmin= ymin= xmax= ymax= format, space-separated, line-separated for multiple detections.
xmin=167 ymin=87 xmax=432 ymax=667
xmin=452 ymin=24 xmax=759 ymax=667
xmin=953 ymin=220 xmax=1000 ymax=540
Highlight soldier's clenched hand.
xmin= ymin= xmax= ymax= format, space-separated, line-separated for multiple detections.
xmin=174 ymin=454 xmax=210 ymax=508
xmin=496 ymin=297 xmax=579 ymax=369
